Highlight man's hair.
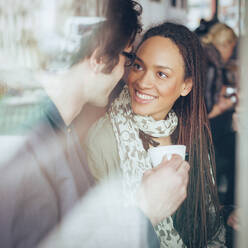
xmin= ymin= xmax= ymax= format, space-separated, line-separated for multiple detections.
xmin=72 ymin=0 xmax=142 ymax=73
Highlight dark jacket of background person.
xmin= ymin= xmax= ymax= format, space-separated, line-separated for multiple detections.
xmin=0 ymin=98 xmax=94 ymax=248
xmin=203 ymin=43 xmax=225 ymax=113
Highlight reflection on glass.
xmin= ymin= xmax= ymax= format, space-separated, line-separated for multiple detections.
xmin=0 ymin=0 xmax=101 ymax=87
xmin=0 ymin=0 xmax=101 ymax=135
xmin=187 ymin=0 xmax=212 ymax=30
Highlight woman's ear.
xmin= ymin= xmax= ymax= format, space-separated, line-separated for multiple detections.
xmin=89 ymin=49 xmax=105 ymax=73
xmin=180 ymin=78 xmax=193 ymax=96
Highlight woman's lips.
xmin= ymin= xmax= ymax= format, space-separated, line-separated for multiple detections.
xmin=133 ymin=89 xmax=157 ymax=103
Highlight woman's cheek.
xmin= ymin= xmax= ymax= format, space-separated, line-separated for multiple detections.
xmin=157 ymin=82 xmax=178 ymax=97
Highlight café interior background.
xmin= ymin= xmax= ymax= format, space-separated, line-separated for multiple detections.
xmin=0 ymin=0 xmax=247 ymax=247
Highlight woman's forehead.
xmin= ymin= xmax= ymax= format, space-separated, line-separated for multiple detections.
xmin=136 ymin=36 xmax=184 ymax=69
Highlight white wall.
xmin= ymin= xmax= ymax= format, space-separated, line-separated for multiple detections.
xmin=236 ymin=1 xmax=248 ymax=247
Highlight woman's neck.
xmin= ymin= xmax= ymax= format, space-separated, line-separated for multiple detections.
xmin=153 ymin=136 xmax=172 ymax=147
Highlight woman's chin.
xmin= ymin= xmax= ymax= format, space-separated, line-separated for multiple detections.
xmin=132 ymin=108 xmax=149 ymax=117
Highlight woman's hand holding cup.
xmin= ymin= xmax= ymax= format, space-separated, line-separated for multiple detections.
xmin=137 ymin=153 xmax=190 ymax=225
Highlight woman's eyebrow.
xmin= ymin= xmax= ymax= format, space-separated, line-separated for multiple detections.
xmin=136 ymin=55 xmax=173 ymax=72
xmin=155 ymin=65 xmax=173 ymax=72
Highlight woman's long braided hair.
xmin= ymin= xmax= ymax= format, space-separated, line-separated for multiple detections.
xmin=139 ymin=22 xmax=221 ymax=248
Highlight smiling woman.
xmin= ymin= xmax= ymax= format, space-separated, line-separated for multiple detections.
xmin=128 ymin=36 xmax=192 ymax=120
xmin=85 ymin=22 xmax=226 ymax=248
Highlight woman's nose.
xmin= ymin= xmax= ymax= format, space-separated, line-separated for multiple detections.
xmin=136 ymin=72 xmax=153 ymax=89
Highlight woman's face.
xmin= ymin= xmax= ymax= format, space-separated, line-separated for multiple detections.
xmin=216 ymin=41 xmax=236 ymax=63
xmin=128 ymin=36 xmax=192 ymax=120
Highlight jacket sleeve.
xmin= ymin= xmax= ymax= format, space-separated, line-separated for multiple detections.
xmin=0 ymin=140 xmax=59 ymax=248
xmin=207 ymin=222 xmax=227 ymax=247
xmin=205 ymin=65 xmax=217 ymax=113
xmin=38 ymin=179 xmax=160 ymax=248
xmin=84 ymin=115 xmax=121 ymax=182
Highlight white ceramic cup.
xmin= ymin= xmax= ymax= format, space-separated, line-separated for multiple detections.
xmin=148 ymin=145 xmax=186 ymax=167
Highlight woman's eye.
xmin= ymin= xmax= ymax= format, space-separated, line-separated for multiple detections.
xmin=157 ymin=71 xmax=167 ymax=79
xmin=132 ymin=63 xmax=143 ymax=71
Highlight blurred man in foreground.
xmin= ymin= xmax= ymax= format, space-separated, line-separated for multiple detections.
xmin=40 ymin=157 xmax=189 ymax=248
xmin=0 ymin=1 xmax=190 ymax=247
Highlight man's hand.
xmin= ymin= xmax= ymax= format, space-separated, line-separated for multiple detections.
xmin=136 ymin=154 xmax=190 ymax=225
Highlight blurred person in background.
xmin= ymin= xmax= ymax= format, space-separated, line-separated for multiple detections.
xmin=0 ymin=1 xmax=191 ymax=248
xmin=194 ymin=17 xmax=219 ymax=38
xmin=85 ymin=22 xmax=226 ymax=248
xmin=201 ymin=23 xmax=238 ymax=207
xmin=201 ymin=23 xmax=239 ymax=248
xmin=202 ymin=23 xmax=238 ymax=119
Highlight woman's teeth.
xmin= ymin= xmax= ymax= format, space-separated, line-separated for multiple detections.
xmin=136 ymin=91 xmax=155 ymax=100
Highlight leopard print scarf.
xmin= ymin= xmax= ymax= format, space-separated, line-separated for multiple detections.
xmin=108 ymin=86 xmax=186 ymax=248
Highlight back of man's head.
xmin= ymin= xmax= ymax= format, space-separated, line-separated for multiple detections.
xmin=0 ymin=0 xmax=142 ymax=82
xmin=71 ymin=0 xmax=142 ymax=73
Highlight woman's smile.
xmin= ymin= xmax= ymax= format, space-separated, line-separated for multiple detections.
xmin=133 ymin=89 xmax=157 ymax=103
